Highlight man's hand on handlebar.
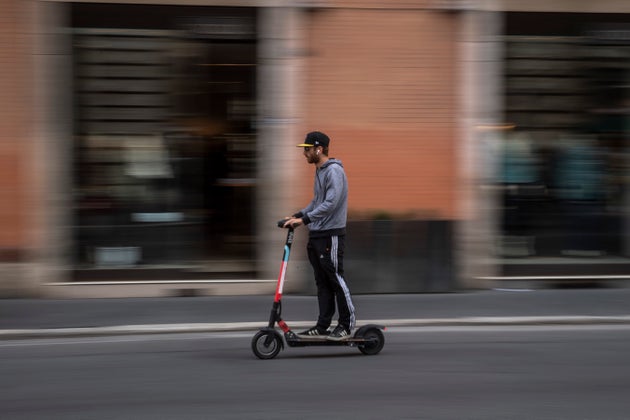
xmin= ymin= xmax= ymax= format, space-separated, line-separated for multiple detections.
xmin=282 ymin=217 xmax=303 ymax=229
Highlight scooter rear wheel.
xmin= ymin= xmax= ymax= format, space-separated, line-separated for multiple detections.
xmin=251 ymin=330 xmax=282 ymax=359
xmin=358 ymin=328 xmax=385 ymax=355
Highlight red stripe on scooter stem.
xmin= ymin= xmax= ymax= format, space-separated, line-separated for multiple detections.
xmin=274 ymin=244 xmax=290 ymax=302
xmin=274 ymin=260 xmax=287 ymax=302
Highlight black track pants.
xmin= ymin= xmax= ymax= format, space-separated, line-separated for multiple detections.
xmin=307 ymin=235 xmax=356 ymax=331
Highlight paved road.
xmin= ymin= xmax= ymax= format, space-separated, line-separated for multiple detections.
xmin=3 ymin=324 xmax=630 ymax=419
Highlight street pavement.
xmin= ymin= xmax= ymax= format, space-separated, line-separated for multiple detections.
xmin=1 ymin=287 xmax=630 ymax=338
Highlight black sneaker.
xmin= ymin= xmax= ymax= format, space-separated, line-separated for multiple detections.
xmin=327 ymin=325 xmax=351 ymax=341
xmin=297 ymin=326 xmax=328 ymax=338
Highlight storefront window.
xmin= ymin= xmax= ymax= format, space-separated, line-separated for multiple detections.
xmin=71 ymin=4 xmax=257 ymax=277
xmin=499 ymin=13 xmax=630 ymax=269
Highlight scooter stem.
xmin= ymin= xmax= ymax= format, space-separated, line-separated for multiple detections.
xmin=273 ymin=226 xmax=294 ymax=303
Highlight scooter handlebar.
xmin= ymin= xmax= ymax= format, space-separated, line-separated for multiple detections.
xmin=277 ymin=220 xmax=297 ymax=229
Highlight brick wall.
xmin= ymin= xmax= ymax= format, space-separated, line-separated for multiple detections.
xmin=299 ymin=8 xmax=459 ymax=220
xmin=0 ymin=0 xmax=34 ymax=259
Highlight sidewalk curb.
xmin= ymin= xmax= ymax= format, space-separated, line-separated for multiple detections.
xmin=2 ymin=316 xmax=630 ymax=339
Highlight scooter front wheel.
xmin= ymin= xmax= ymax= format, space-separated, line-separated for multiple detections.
xmin=358 ymin=328 xmax=385 ymax=356
xmin=251 ymin=330 xmax=282 ymax=359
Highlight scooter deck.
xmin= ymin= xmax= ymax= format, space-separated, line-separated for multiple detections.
xmin=284 ymin=330 xmax=379 ymax=347
xmin=290 ymin=336 xmax=363 ymax=343
xmin=285 ymin=337 xmax=365 ymax=347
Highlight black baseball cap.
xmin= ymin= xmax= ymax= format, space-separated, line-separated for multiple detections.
xmin=296 ymin=131 xmax=330 ymax=148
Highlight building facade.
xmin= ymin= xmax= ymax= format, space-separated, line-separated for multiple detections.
xmin=3 ymin=0 xmax=630 ymax=297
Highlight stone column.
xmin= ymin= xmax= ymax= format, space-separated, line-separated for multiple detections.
xmin=31 ymin=0 xmax=74 ymax=293
xmin=455 ymin=5 xmax=504 ymax=289
xmin=256 ymin=7 xmax=310 ymax=291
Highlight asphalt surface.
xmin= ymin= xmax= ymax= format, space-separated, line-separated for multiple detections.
xmin=5 ymin=326 xmax=630 ymax=420
xmin=2 ymin=287 xmax=630 ymax=338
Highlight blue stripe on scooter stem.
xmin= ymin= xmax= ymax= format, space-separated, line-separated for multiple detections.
xmin=283 ymin=245 xmax=290 ymax=262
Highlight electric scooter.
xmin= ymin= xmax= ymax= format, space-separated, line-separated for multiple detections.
xmin=251 ymin=221 xmax=385 ymax=359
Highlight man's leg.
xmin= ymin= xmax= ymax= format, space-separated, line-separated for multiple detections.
xmin=330 ymin=235 xmax=355 ymax=331
xmin=307 ymin=237 xmax=335 ymax=330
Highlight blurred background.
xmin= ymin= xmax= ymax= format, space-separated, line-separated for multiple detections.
xmin=3 ymin=0 xmax=630 ymax=297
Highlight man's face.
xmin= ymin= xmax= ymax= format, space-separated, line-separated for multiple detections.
xmin=303 ymin=146 xmax=320 ymax=164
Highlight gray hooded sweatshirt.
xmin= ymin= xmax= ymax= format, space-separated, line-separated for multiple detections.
xmin=295 ymin=159 xmax=348 ymax=237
